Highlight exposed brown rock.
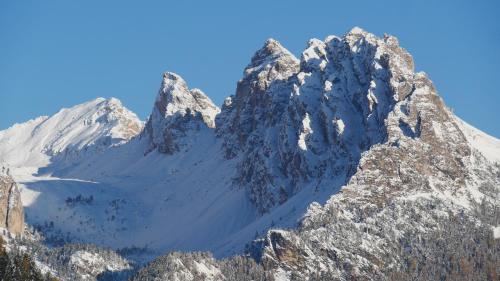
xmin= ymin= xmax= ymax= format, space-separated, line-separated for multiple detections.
xmin=0 ymin=167 xmax=24 ymax=235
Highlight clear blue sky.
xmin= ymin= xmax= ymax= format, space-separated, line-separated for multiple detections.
xmin=1 ymin=0 xmax=499 ymax=137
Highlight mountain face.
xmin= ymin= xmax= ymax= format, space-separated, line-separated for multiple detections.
xmin=217 ymin=28 xmax=421 ymax=213
xmin=0 ymin=27 xmax=499 ymax=280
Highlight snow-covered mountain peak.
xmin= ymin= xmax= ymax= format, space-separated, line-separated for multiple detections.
xmin=344 ymin=26 xmax=377 ymax=42
xmin=162 ymin=71 xmax=183 ymax=83
xmin=145 ymin=72 xmax=219 ymax=154
xmin=158 ymin=72 xmax=211 ymax=115
xmin=251 ymin=38 xmax=294 ymax=63
xmin=153 ymin=72 xmax=219 ymax=124
xmin=244 ymin=38 xmax=299 ymax=85
xmin=301 ymin=38 xmax=328 ymax=71
xmin=215 ymin=38 xmax=300 ymax=159
xmin=157 ymin=72 xmax=191 ymax=115
xmin=348 ymin=26 xmax=367 ymax=35
xmin=50 ymin=97 xmax=143 ymax=144
xmin=91 ymin=97 xmax=144 ymax=139
xmin=0 ymin=97 xmax=143 ymax=168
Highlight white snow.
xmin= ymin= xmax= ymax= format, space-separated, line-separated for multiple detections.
xmin=193 ymin=261 xmax=221 ymax=280
xmin=493 ymin=226 xmax=500 ymax=239
xmin=0 ymin=97 xmax=143 ymax=168
xmin=455 ymin=116 xmax=500 ymax=163
xmin=324 ymin=80 xmax=332 ymax=92
xmin=273 ymin=268 xmax=291 ymax=281
xmin=335 ymin=119 xmax=345 ymax=135
xmin=367 ymin=81 xmax=378 ymax=111
xmin=3 ymin=107 xmax=337 ymax=260
xmin=298 ymin=113 xmax=313 ymax=150
xmin=34 ymin=260 xmax=57 ymax=276
xmin=8 ymin=130 xmax=258 ymax=258
xmin=69 ymin=250 xmax=130 ymax=280
xmin=349 ymin=26 xmax=366 ymax=35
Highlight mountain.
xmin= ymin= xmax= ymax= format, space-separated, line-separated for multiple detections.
xmin=145 ymin=72 xmax=219 ymax=154
xmin=0 ymin=27 xmax=499 ymax=280
xmin=0 ymin=97 xmax=143 ymax=169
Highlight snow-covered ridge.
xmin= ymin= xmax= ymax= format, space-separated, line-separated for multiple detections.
xmin=454 ymin=116 xmax=500 ymax=163
xmin=0 ymin=97 xmax=143 ymax=168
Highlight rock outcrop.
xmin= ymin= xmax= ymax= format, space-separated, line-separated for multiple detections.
xmin=0 ymin=166 xmax=24 ymax=235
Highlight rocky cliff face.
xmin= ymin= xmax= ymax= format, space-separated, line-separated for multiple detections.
xmin=214 ymin=27 xmax=428 ymax=214
xmin=0 ymin=166 xmax=24 ymax=235
xmin=245 ymin=29 xmax=500 ymax=280
xmin=145 ymin=72 xmax=220 ymax=154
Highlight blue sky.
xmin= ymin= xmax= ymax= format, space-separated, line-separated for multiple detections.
xmin=1 ymin=0 xmax=499 ymax=137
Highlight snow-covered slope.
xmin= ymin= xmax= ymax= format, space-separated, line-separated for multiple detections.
xmin=455 ymin=116 xmax=500 ymax=164
xmin=0 ymin=27 xmax=498 ymax=280
xmin=0 ymin=97 xmax=143 ymax=169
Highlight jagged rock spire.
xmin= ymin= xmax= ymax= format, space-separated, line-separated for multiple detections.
xmin=0 ymin=167 xmax=24 ymax=235
xmin=146 ymin=72 xmax=219 ymax=154
xmin=153 ymin=72 xmax=219 ymax=126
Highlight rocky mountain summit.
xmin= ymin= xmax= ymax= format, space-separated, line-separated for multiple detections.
xmin=216 ymin=27 xmax=422 ymax=213
xmin=145 ymin=72 xmax=219 ymax=154
xmin=0 ymin=27 xmax=498 ymax=280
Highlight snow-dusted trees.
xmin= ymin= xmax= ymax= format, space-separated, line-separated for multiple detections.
xmin=130 ymin=251 xmax=273 ymax=281
xmin=0 ymin=236 xmax=59 ymax=281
